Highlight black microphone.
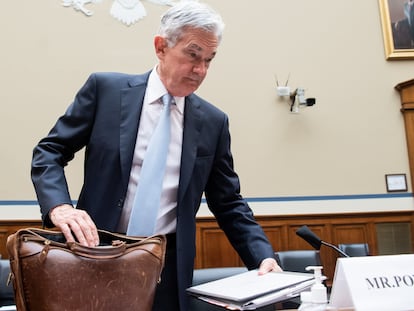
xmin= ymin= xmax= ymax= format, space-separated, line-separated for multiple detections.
xmin=296 ymin=225 xmax=349 ymax=257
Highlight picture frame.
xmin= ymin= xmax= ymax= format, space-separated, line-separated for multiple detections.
xmin=378 ymin=0 xmax=414 ymax=60
xmin=385 ymin=174 xmax=408 ymax=192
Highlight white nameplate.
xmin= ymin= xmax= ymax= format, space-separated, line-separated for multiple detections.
xmin=328 ymin=254 xmax=414 ymax=311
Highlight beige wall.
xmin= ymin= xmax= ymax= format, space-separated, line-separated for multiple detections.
xmin=1 ymin=1 xmax=413 ymax=208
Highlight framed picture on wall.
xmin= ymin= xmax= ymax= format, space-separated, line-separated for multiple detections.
xmin=379 ymin=0 xmax=414 ymax=60
xmin=385 ymin=174 xmax=408 ymax=192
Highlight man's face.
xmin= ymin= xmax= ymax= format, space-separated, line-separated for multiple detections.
xmin=155 ymin=28 xmax=219 ymax=97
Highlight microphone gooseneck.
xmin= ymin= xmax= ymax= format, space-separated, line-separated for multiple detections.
xmin=296 ymin=225 xmax=350 ymax=258
xmin=321 ymin=241 xmax=350 ymax=258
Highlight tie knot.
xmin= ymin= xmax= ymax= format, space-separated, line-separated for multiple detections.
xmin=162 ymin=93 xmax=172 ymax=107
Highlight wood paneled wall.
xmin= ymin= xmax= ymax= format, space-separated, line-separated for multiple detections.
xmin=0 ymin=221 xmax=43 ymax=259
xmin=195 ymin=211 xmax=414 ymax=284
xmin=1 ymin=211 xmax=413 ymax=284
xmin=396 ymin=79 xmax=414 ymax=190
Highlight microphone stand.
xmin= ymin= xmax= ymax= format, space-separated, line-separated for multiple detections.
xmin=295 ymin=225 xmax=350 ymax=258
xmin=321 ymin=241 xmax=349 ymax=258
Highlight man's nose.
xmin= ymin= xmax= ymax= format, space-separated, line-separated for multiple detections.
xmin=193 ymin=61 xmax=208 ymax=75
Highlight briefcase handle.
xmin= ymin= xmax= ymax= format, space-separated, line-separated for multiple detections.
xmin=16 ymin=228 xmax=165 ymax=260
xmin=68 ymin=240 xmax=127 ymax=259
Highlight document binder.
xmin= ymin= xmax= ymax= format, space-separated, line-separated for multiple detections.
xmin=187 ymin=270 xmax=316 ymax=310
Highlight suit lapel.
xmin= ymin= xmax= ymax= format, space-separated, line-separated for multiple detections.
xmin=119 ymin=75 xmax=148 ymax=189
xmin=178 ymin=96 xmax=203 ymax=203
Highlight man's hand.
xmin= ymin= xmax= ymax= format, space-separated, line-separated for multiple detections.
xmin=258 ymin=258 xmax=283 ymax=275
xmin=49 ymin=204 xmax=99 ymax=247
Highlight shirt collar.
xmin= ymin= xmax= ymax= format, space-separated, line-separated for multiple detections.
xmin=147 ymin=67 xmax=185 ymax=114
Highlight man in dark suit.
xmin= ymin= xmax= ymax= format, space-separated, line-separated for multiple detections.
xmin=31 ymin=2 xmax=281 ymax=310
xmin=392 ymin=0 xmax=414 ymax=49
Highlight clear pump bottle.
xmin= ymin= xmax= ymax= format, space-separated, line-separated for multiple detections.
xmin=298 ymin=266 xmax=328 ymax=311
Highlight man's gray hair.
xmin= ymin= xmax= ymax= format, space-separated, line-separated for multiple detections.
xmin=158 ymin=1 xmax=225 ymax=47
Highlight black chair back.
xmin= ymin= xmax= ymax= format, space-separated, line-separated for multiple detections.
xmin=338 ymin=243 xmax=370 ymax=257
xmin=0 ymin=260 xmax=14 ymax=306
xmin=274 ymin=250 xmax=322 ymax=273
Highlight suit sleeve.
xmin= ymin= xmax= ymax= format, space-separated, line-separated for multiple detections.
xmin=31 ymin=73 xmax=98 ymax=225
xmin=204 ymin=115 xmax=275 ymax=269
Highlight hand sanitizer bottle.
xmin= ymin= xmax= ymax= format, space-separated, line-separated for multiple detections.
xmin=298 ymin=266 xmax=328 ymax=311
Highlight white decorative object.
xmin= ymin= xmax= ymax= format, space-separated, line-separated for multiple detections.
xmin=60 ymin=0 xmax=191 ymax=26
xmin=110 ymin=0 xmax=146 ymax=26
xmin=62 ymin=0 xmax=102 ymax=17
xmin=145 ymin=0 xmax=176 ymax=5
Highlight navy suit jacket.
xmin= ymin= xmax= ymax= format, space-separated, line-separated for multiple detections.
xmin=31 ymin=71 xmax=275 ymax=310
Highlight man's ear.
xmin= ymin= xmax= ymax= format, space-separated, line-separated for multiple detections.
xmin=154 ymin=36 xmax=167 ymax=57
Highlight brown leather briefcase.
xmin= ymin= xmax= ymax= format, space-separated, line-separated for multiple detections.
xmin=6 ymin=228 xmax=166 ymax=311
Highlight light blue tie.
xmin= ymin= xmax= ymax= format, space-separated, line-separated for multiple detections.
xmin=127 ymin=93 xmax=172 ymax=236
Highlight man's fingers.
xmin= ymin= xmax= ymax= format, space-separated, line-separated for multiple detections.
xmin=77 ymin=210 xmax=99 ymax=246
xmin=81 ymin=210 xmax=99 ymax=244
xmin=59 ymin=223 xmax=76 ymax=244
xmin=258 ymin=258 xmax=283 ymax=275
xmin=50 ymin=204 xmax=99 ymax=247
xmin=66 ymin=218 xmax=89 ymax=246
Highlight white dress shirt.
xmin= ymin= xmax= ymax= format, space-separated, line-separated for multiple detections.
xmin=117 ymin=68 xmax=184 ymax=234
